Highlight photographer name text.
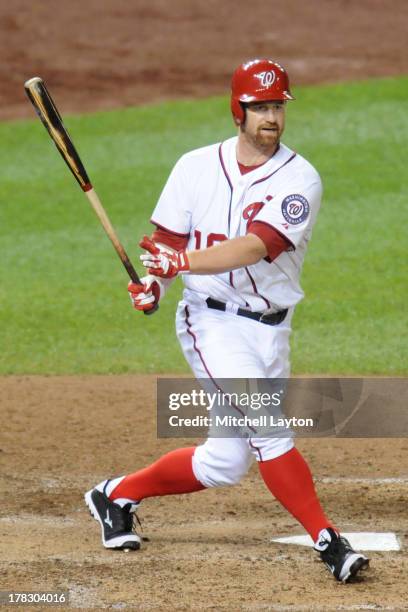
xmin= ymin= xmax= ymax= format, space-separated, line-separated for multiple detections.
xmin=168 ymin=415 xmax=314 ymax=428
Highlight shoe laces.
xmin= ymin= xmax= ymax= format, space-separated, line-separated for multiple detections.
xmin=132 ymin=512 xmax=142 ymax=534
xmin=331 ymin=535 xmax=354 ymax=554
xmin=322 ymin=534 xmax=353 ymax=563
xmin=107 ymin=497 xmax=149 ymax=541
xmin=108 ymin=501 xmax=134 ymax=532
xmin=131 ymin=510 xmax=149 ymax=542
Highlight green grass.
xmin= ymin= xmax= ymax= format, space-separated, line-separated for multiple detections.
xmin=0 ymin=77 xmax=407 ymax=374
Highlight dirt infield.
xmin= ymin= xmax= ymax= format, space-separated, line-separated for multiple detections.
xmin=1 ymin=1 xmax=408 ymax=609
xmin=1 ymin=376 xmax=408 ymax=610
xmin=1 ymin=0 xmax=408 ymax=121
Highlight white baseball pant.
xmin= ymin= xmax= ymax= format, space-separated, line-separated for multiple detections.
xmin=175 ymin=298 xmax=294 ymax=488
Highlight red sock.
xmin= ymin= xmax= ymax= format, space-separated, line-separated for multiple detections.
xmin=109 ymin=447 xmax=205 ymax=502
xmin=258 ymin=447 xmax=335 ymax=542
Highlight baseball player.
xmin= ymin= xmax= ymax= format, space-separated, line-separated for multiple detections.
xmin=85 ymin=59 xmax=369 ymax=582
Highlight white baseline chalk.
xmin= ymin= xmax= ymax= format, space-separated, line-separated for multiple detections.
xmin=317 ymin=477 xmax=408 ymax=485
xmin=271 ymin=532 xmax=401 ymax=551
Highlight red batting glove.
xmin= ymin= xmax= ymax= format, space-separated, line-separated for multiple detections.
xmin=139 ymin=235 xmax=190 ymax=278
xmin=128 ymin=276 xmax=161 ymax=311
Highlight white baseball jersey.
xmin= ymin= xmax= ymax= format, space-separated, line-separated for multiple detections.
xmin=151 ymin=136 xmax=322 ymax=312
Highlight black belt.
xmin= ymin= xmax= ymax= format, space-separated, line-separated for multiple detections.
xmin=206 ymin=298 xmax=288 ymax=326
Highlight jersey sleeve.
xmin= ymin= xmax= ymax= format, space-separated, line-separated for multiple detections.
xmin=252 ymin=177 xmax=322 ymax=249
xmin=247 ymin=222 xmax=291 ymax=260
xmin=150 ymin=157 xmax=192 ymax=237
xmin=151 ymin=227 xmax=189 ymax=252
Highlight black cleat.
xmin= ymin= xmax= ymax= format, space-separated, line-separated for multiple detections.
xmin=314 ymin=528 xmax=369 ymax=582
xmin=84 ymin=480 xmax=141 ymax=550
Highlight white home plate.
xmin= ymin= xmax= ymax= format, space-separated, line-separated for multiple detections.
xmin=271 ymin=532 xmax=400 ymax=551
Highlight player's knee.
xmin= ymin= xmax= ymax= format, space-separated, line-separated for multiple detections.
xmin=192 ymin=440 xmax=252 ymax=488
xmin=250 ymin=436 xmax=294 ymax=462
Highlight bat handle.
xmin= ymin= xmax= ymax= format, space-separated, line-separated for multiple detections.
xmin=127 ymin=263 xmax=159 ymax=316
xmin=145 ymin=303 xmax=159 ymax=316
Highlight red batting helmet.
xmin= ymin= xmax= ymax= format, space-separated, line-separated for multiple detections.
xmin=231 ymin=59 xmax=294 ymax=124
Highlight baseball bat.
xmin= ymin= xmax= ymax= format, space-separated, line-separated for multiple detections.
xmin=24 ymin=76 xmax=157 ymax=315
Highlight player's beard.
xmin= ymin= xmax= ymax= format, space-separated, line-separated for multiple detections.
xmin=255 ymin=124 xmax=281 ymax=149
xmin=242 ymin=123 xmax=282 ymax=155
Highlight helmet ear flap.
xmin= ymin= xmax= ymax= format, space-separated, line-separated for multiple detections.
xmin=231 ymin=98 xmax=245 ymax=125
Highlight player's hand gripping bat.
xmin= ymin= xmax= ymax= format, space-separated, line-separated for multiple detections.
xmin=24 ymin=77 xmax=157 ymax=315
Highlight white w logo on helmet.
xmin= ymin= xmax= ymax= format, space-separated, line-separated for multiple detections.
xmin=257 ymin=70 xmax=276 ymax=88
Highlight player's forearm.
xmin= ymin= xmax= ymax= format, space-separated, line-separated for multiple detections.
xmin=187 ymin=234 xmax=267 ymax=275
